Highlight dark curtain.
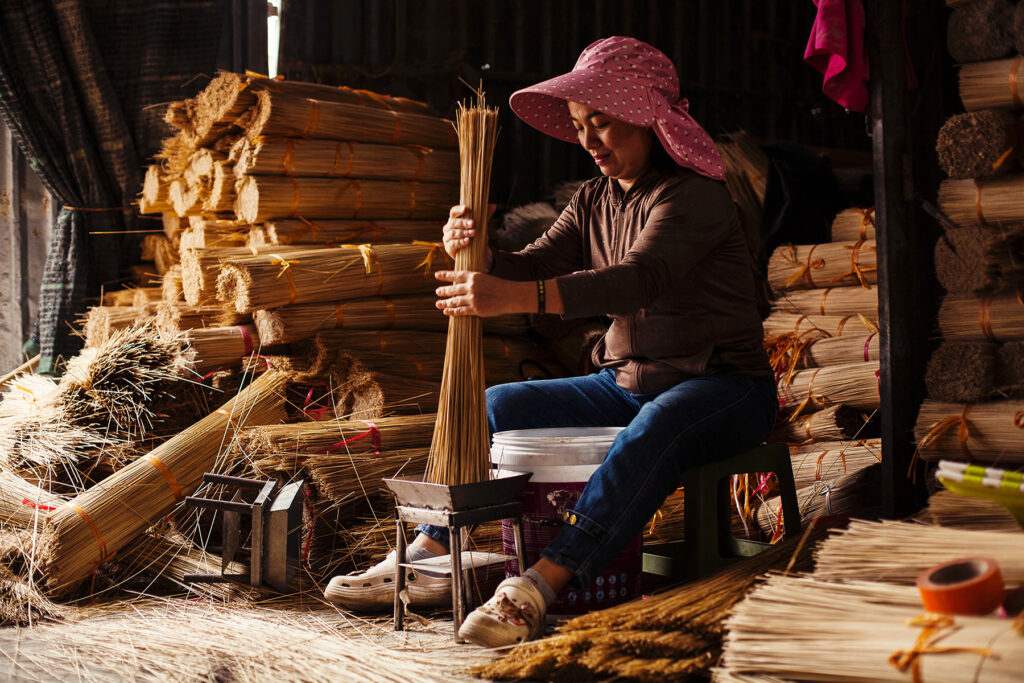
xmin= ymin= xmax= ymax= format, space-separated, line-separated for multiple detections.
xmin=0 ymin=0 xmax=227 ymax=374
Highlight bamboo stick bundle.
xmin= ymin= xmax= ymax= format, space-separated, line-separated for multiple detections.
xmin=179 ymin=218 xmax=251 ymax=251
xmin=154 ymin=130 xmax=195 ymax=176
xmin=916 ymin=488 xmax=1020 ymax=532
xmin=937 ymin=109 xmax=1020 ymax=179
xmin=260 ymin=218 xmax=441 ymax=247
xmin=426 ymin=94 xmax=498 ymax=486
xmin=722 ymin=130 xmax=769 ymax=203
xmin=139 ymin=164 xmax=173 ymax=214
xmin=84 ymin=306 xmax=142 ymax=347
xmin=0 ymin=470 xmax=65 ymax=528
xmin=154 ymin=302 xmax=249 ymax=338
xmin=232 ymin=137 xmax=459 ymax=184
xmin=245 ymin=72 xmax=435 ymax=114
xmin=475 ymin=530 xmax=823 ymax=682
xmin=830 ymin=207 xmax=876 ymax=241
xmin=717 ymin=574 xmax=1022 ymax=682
xmin=181 ymin=244 xmax=305 ymax=305
xmin=130 ymin=287 xmax=163 ymax=313
xmin=307 ymin=447 xmax=429 ymax=503
xmin=217 ymin=242 xmax=451 ymax=313
xmin=938 ymin=174 xmax=1024 ymax=227
xmin=996 ymin=340 xmax=1024 ymax=388
xmin=160 ymin=265 xmax=184 ymax=304
xmin=0 ymin=528 xmax=70 ymax=625
xmin=141 ymin=234 xmax=180 ymax=275
xmin=162 ymin=211 xmax=182 ymax=240
xmin=755 ymin=462 xmax=880 ymax=536
xmin=182 ymin=148 xmax=226 ymax=187
xmin=768 ymin=241 xmax=877 ymax=292
xmin=252 ymin=294 xmax=439 ymax=344
xmin=771 ymin=286 xmax=878 ymax=317
xmin=334 ymin=368 xmax=441 ymax=419
xmin=769 ymin=404 xmax=877 ymax=443
xmin=959 ymin=56 xmax=1024 ymax=111
xmin=717 ymin=140 xmax=763 ymax=254
xmin=939 ymin=291 xmax=1024 ymax=341
xmin=243 ymin=89 xmax=458 ymax=149
xmin=197 ymin=161 xmax=235 ymax=214
xmin=246 ymin=413 xmax=436 ymax=474
xmin=777 ymin=361 xmax=881 ymax=414
xmin=813 ymin=519 xmax=1024 ymax=583
xmin=948 ymin=0 xmax=1016 ymax=64
xmin=643 ymin=489 xmax=685 ymax=543
xmin=182 ymin=325 xmax=262 ymax=372
xmin=925 ymin=341 xmax=997 ymax=402
xmin=793 ymin=331 xmax=879 ymax=368
xmin=915 ymin=398 xmax=1024 ymax=463
xmin=762 ymin=311 xmax=878 ymax=339
xmin=168 ymin=177 xmax=200 ymax=217
xmin=101 ymin=289 xmax=138 ymax=307
xmin=787 ymin=438 xmax=882 ymax=490
xmin=232 ymin=175 xmax=458 ymax=223
xmin=38 ymin=370 xmax=289 ymax=596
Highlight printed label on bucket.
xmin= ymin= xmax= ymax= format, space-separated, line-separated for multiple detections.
xmin=501 ymin=480 xmax=642 ymax=616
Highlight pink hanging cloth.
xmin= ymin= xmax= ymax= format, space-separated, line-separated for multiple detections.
xmin=804 ymin=0 xmax=870 ymax=112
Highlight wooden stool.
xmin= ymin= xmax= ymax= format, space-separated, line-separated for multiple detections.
xmin=393 ymin=500 xmax=527 ymax=640
xmin=643 ymin=442 xmax=801 ymax=580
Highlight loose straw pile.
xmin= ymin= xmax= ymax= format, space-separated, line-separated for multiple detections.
xmin=426 ymin=92 xmax=499 ymax=485
xmin=39 ymin=370 xmax=288 ymax=596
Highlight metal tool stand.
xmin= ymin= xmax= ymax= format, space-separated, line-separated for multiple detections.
xmin=383 ymin=472 xmax=532 ymax=640
xmin=182 ymin=473 xmax=305 ymax=592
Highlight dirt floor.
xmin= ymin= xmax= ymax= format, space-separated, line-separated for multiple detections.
xmin=0 ymin=598 xmax=498 ymax=682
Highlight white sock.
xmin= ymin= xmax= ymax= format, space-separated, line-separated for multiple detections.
xmin=524 ymin=568 xmax=558 ymax=608
xmin=404 ymin=544 xmax=441 ymax=563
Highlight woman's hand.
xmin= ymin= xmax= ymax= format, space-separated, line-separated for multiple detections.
xmin=434 ymin=270 xmax=530 ymax=317
xmin=442 ymin=204 xmax=494 ymax=270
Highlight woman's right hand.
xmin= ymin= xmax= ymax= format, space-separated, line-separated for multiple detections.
xmin=442 ymin=205 xmax=493 ymax=270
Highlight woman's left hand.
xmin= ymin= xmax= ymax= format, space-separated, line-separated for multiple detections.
xmin=434 ymin=270 xmax=527 ymax=317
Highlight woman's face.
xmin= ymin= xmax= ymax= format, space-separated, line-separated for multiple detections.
xmin=568 ymin=101 xmax=654 ymax=191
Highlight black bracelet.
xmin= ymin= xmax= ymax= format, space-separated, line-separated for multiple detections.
xmin=536 ymin=279 xmax=546 ymax=315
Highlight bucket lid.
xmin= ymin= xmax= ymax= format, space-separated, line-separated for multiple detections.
xmin=492 ymin=427 xmax=625 ymax=443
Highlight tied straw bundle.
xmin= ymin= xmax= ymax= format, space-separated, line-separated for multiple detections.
xmin=769 ymin=404 xmax=877 ymax=443
xmin=958 ymin=55 xmax=1024 ymax=112
xmin=256 ymin=218 xmax=439 ymax=247
xmin=762 ymin=311 xmax=877 ymax=340
xmin=38 ymin=370 xmax=289 ymax=596
xmin=914 ymin=398 xmax=1024 ymax=463
xmin=915 ymin=488 xmax=1020 ymax=532
xmin=936 ymin=110 xmax=1021 ymax=179
xmin=777 ymin=361 xmax=881 ymax=416
xmin=756 ymin=462 xmax=880 ymax=537
xmin=771 ymin=286 xmax=878 ymax=317
xmin=183 ymin=324 xmax=262 ymax=372
xmin=716 ymin=575 xmax=1020 ymax=683
xmin=232 ymin=137 xmax=459 ymax=184
xmin=947 ymin=0 xmax=1016 ymax=64
xmin=830 ymin=207 xmax=876 ymax=242
xmin=939 ymin=291 xmax=1024 ymax=342
xmin=426 ymin=91 xmax=499 ymax=486
xmin=216 ymin=242 xmax=451 ymax=313
xmin=938 ymin=175 xmax=1024 ymax=228
xmin=766 ymin=240 xmax=877 ymax=292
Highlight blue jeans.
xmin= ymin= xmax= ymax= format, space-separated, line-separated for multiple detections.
xmin=416 ymin=369 xmax=778 ymax=589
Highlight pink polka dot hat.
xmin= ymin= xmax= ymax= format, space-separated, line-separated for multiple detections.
xmin=509 ymin=36 xmax=725 ymax=182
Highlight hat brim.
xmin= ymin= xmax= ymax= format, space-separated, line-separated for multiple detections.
xmin=509 ymin=69 xmax=656 ymax=144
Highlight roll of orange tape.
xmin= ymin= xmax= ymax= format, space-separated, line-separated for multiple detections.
xmin=916 ymin=556 xmax=1005 ymax=616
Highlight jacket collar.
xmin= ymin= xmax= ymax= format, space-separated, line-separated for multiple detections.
xmin=604 ymin=164 xmax=666 ymax=205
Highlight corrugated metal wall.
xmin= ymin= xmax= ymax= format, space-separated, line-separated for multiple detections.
xmin=0 ymin=117 xmax=52 ymax=373
xmin=279 ymin=0 xmax=869 ymax=208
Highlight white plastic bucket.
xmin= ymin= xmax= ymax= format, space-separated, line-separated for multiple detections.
xmin=491 ymin=427 xmax=641 ymax=616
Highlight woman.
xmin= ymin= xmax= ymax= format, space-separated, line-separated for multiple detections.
xmin=326 ymin=36 xmax=776 ymax=648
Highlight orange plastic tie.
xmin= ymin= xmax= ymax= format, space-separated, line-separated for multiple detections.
xmin=975 ymin=181 xmax=988 ymax=226
xmin=992 ymin=146 xmax=1015 ymax=170
xmin=918 ymin=404 xmax=973 ymax=459
xmin=270 ymin=253 xmax=301 ymax=304
xmin=334 ymin=302 xmax=344 ymax=328
xmin=819 ymin=288 xmax=833 ymax=316
xmin=830 ymin=240 xmax=876 ymax=289
xmin=889 ymin=615 xmax=992 ymax=683
xmin=70 ymin=502 xmax=110 ymax=563
xmin=412 ymin=240 xmax=444 ymax=275
xmin=343 ymin=141 xmax=355 ymax=176
xmin=378 ymin=331 xmax=388 ymax=352
xmin=407 ymin=145 xmax=431 ymax=181
xmin=145 ymin=454 xmax=184 ymax=502
xmin=1014 ymin=410 xmax=1024 ymax=429
xmin=979 ymin=297 xmax=999 ymax=342
xmin=406 ymin=181 xmax=417 ymax=218
xmin=1011 ymin=56 xmax=1024 ymax=109
xmin=783 ymin=243 xmax=824 ymax=289
xmin=855 ymin=207 xmax=875 ymax=240
xmin=384 ymin=296 xmax=396 ymax=328
xmin=329 ymin=142 xmax=342 ymax=176
xmin=282 ymin=140 xmax=296 ymax=173
xmin=302 ymin=100 xmax=321 ymax=137
xmin=342 ymin=243 xmax=382 ymax=294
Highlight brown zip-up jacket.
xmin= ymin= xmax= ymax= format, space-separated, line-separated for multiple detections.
xmin=490 ymin=165 xmax=771 ymax=394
